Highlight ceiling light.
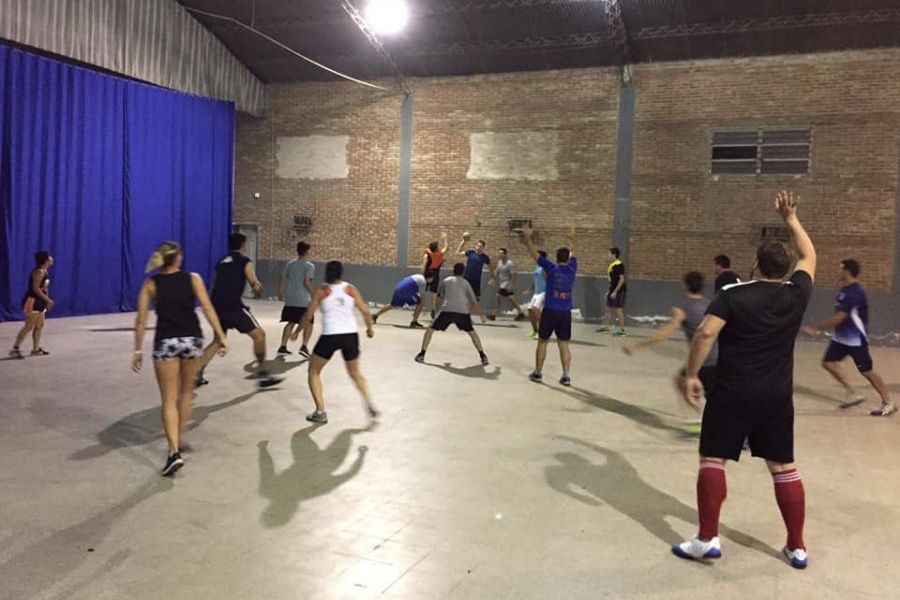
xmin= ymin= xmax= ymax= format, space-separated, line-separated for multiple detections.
xmin=365 ymin=0 xmax=409 ymax=35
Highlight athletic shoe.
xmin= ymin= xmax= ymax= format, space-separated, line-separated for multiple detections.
xmin=683 ymin=421 xmax=702 ymax=436
xmin=840 ymin=392 xmax=865 ymax=409
xmin=527 ymin=331 xmax=539 ymax=340
xmin=414 ymin=351 xmax=426 ymax=363
xmin=782 ymin=547 xmax=808 ymax=569
xmin=430 ymin=309 xmax=436 ymax=319
xmin=480 ymin=352 xmax=489 ymax=366
xmin=306 ymin=411 xmax=328 ymax=424
xmin=870 ymin=403 xmax=897 ymax=417
xmin=559 ymin=374 xmax=571 ymax=387
xmin=486 ymin=315 xmax=496 ymax=321
xmin=372 ymin=315 xmax=378 ymax=324
xmin=529 ymin=371 xmax=543 ymax=383
xmin=596 ymin=326 xmax=611 ymax=333
xmin=258 ymin=373 xmax=284 ymax=389
xmin=30 ymin=348 xmax=49 ymax=356
xmin=195 ymin=374 xmax=209 ymax=387
xmin=367 ymin=404 xmax=380 ymax=419
xmin=613 ymin=330 xmax=627 ymax=337
xmin=298 ymin=346 xmax=311 ymax=359
xmin=277 ymin=346 xmax=291 ymax=355
xmin=672 ymin=535 xmax=721 ymax=561
xmin=9 ymin=348 xmax=24 ymax=359
xmin=514 ymin=313 xmax=526 ymax=322
xmin=410 ymin=321 xmax=424 ymax=329
xmin=161 ymin=452 xmax=185 ymax=477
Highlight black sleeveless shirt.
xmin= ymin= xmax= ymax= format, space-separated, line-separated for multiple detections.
xmin=23 ymin=269 xmax=49 ymax=299
xmin=152 ymin=271 xmax=202 ymax=342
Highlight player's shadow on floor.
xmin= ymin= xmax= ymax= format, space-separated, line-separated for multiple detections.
xmin=257 ymin=425 xmax=372 ymax=528
xmin=87 ymin=326 xmax=154 ymax=332
xmin=549 ymin=385 xmax=684 ymax=435
xmin=564 ymin=339 xmax=606 ymax=348
xmin=474 ymin=322 xmax=518 ymax=329
xmin=70 ymin=390 xmax=270 ymax=460
xmin=243 ymin=357 xmax=308 ymax=377
xmin=793 ymin=384 xmax=841 ymax=406
xmin=545 ymin=436 xmax=778 ymax=557
xmin=427 ymin=362 xmax=502 ymax=380
xmin=0 ymin=477 xmax=172 ymax=599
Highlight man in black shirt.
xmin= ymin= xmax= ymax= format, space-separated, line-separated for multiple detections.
xmin=598 ymin=247 xmax=627 ymax=336
xmin=673 ymin=191 xmax=815 ymax=570
xmin=198 ymin=233 xmax=282 ymax=388
xmin=713 ymin=254 xmax=740 ymax=294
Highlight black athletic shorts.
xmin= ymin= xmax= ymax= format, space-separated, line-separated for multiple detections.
xmin=497 ymin=288 xmax=514 ymax=297
xmin=425 ymin=269 xmax=440 ymax=293
xmin=431 ymin=311 xmax=474 ymax=332
xmin=465 ymin=277 xmax=481 ymax=299
xmin=313 ymin=333 xmax=360 ymax=361
xmin=538 ymin=308 xmax=572 ymax=341
xmin=700 ymin=395 xmax=794 ymax=463
xmin=280 ymin=305 xmax=308 ymax=324
xmin=607 ymin=290 xmax=626 ymax=308
xmin=218 ymin=307 xmax=259 ymax=334
xmin=823 ymin=340 xmax=873 ymax=373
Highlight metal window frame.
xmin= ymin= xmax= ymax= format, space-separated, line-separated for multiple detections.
xmin=710 ymin=128 xmax=811 ymax=176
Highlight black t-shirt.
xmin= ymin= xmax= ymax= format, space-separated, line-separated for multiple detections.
xmin=152 ymin=271 xmax=201 ymax=342
xmin=706 ymin=271 xmax=813 ymax=401
xmin=714 ymin=270 xmax=741 ymax=294
xmin=211 ymin=252 xmax=251 ymax=311
xmin=609 ymin=262 xmax=627 ymax=292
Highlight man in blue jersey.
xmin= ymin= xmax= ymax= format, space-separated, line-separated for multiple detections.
xmin=455 ymin=233 xmax=491 ymax=300
xmin=521 ymin=225 xmax=577 ymax=386
xmin=803 ymin=259 xmax=895 ymax=416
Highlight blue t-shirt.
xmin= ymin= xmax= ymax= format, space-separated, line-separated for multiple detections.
xmin=464 ymin=250 xmax=491 ymax=280
xmin=538 ymin=256 xmax=577 ymax=311
xmin=533 ymin=265 xmax=546 ymax=295
xmin=833 ymin=282 xmax=868 ymax=347
xmin=396 ymin=274 xmax=425 ymax=298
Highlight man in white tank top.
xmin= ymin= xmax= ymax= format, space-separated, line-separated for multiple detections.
xmin=299 ymin=261 xmax=377 ymax=425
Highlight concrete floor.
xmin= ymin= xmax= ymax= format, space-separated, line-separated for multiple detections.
xmin=2 ymin=300 xmax=900 ymax=600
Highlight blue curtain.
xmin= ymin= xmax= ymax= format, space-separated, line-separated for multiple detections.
xmin=0 ymin=44 xmax=234 ymax=320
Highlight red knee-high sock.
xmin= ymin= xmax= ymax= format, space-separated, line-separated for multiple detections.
xmin=773 ymin=469 xmax=805 ymax=550
xmin=697 ymin=461 xmax=727 ymax=540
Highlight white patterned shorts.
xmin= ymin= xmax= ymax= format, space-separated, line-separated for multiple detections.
xmin=153 ymin=336 xmax=204 ymax=360
xmin=528 ymin=292 xmax=546 ymax=310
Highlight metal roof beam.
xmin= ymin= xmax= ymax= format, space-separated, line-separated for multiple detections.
xmin=600 ymin=0 xmax=632 ymax=84
xmin=337 ymin=0 xmax=409 ymax=94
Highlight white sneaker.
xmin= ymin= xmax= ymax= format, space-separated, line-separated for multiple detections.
xmin=840 ymin=392 xmax=865 ymax=409
xmin=783 ymin=546 xmax=808 ymax=569
xmin=672 ymin=535 xmax=721 ymax=560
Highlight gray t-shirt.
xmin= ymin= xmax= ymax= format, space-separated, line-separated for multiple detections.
xmin=284 ymin=260 xmax=315 ymax=307
xmin=680 ymin=297 xmax=718 ymax=367
xmin=495 ymin=259 xmax=514 ymax=289
xmin=438 ymin=276 xmax=477 ymax=314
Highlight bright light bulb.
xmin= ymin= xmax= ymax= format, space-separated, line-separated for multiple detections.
xmin=365 ymin=0 xmax=409 ymax=35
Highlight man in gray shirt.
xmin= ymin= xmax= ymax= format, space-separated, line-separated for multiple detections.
xmin=415 ymin=263 xmax=489 ymax=366
xmin=488 ymin=247 xmax=526 ymax=321
xmin=278 ymin=241 xmax=316 ymax=357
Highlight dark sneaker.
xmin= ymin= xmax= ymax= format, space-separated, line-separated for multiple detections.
xmin=414 ymin=351 xmax=425 ymax=364
xmin=162 ymin=452 xmax=185 ymax=477
xmin=871 ymin=404 xmax=897 ymax=417
xmin=9 ymin=348 xmax=24 ymax=359
xmin=529 ymin=371 xmax=543 ymax=383
xmin=258 ymin=373 xmax=284 ymax=388
xmin=559 ymin=374 xmax=571 ymax=387
xmin=30 ymin=348 xmax=49 ymax=356
xmin=367 ymin=404 xmax=380 ymax=419
xmin=372 ymin=315 xmax=379 ymax=324
xmin=195 ymin=374 xmax=209 ymax=387
xmin=514 ymin=313 xmax=526 ymax=322
xmin=486 ymin=315 xmax=497 ymax=321
xmin=410 ymin=321 xmax=425 ymax=329
xmin=430 ymin=309 xmax=436 ymax=319
xmin=298 ymin=345 xmax=311 ymax=358
xmin=306 ymin=411 xmax=328 ymax=424
xmin=480 ymin=352 xmax=489 ymax=366
xmin=277 ymin=346 xmax=291 ymax=355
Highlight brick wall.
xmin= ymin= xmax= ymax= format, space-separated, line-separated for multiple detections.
xmin=630 ymin=49 xmax=900 ymax=290
xmin=234 ymin=48 xmax=900 ymax=291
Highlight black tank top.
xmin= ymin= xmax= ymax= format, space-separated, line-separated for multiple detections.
xmin=152 ymin=271 xmax=202 ymax=341
xmin=211 ymin=252 xmax=250 ymax=311
xmin=23 ymin=269 xmax=49 ymax=300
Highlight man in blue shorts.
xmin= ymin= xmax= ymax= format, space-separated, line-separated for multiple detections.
xmin=372 ymin=273 xmax=431 ymax=328
xmin=520 ymin=224 xmax=577 ymax=386
xmin=803 ymin=259 xmax=895 ymax=416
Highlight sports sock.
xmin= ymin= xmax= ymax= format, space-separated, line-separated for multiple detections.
xmin=773 ymin=469 xmax=805 ymax=549
xmin=697 ymin=461 xmax=727 ymax=540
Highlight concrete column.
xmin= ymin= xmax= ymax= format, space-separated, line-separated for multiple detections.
xmin=397 ymin=92 xmax=414 ymax=268
xmin=612 ymin=85 xmax=635 ymax=261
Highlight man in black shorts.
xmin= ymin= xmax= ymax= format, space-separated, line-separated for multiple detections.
xmin=599 ymin=247 xmax=627 ymax=336
xmin=415 ymin=263 xmax=489 ymax=366
xmin=673 ymin=191 xmax=815 ymax=570
xmin=456 ymin=232 xmax=490 ymax=300
xmin=197 ymin=233 xmax=282 ymax=388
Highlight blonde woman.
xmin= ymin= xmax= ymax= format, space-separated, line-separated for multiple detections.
xmin=132 ymin=242 xmax=228 ymax=476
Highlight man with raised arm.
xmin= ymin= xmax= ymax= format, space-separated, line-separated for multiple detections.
xmin=673 ymin=191 xmax=816 ymax=570
xmin=521 ymin=225 xmax=577 ymax=387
